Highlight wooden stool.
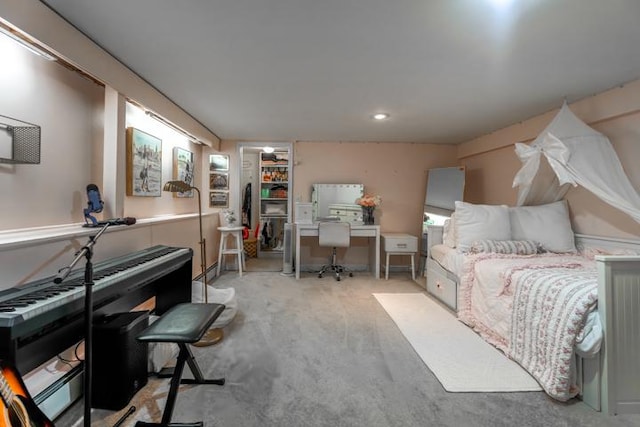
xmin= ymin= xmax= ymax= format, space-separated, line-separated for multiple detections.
xmin=135 ymin=303 xmax=226 ymax=427
xmin=217 ymin=226 xmax=246 ymax=277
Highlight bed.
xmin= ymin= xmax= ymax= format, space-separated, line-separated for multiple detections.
xmin=424 ymin=200 xmax=640 ymax=415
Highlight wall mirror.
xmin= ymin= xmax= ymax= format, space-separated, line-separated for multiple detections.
xmin=311 ymin=183 xmax=364 ymax=222
xmin=424 ymin=167 xmax=465 ymax=224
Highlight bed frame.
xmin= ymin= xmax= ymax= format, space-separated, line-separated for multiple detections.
xmin=423 ymin=225 xmax=640 ymax=415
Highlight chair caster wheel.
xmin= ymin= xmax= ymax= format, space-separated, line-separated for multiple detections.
xmin=349 ymin=273 xmax=353 ymax=277
xmin=337 ymin=276 xmax=341 ymax=281
xmin=318 ymin=274 xmax=323 ymax=278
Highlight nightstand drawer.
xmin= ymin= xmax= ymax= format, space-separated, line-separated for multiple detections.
xmin=382 ymin=234 xmax=418 ymax=253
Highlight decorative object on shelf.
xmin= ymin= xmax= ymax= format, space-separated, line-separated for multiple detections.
xmin=172 ymin=147 xmax=194 ymax=198
xmin=0 ymin=114 xmax=41 ymax=164
xmin=210 ymin=172 xmax=229 ymax=190
xmin=356 ymin=194 xmax=382 ymax=225
xmin=209 ymin=154 xmax=229 ymax=171
xmin=221 ymin=208 xmax=237 ymax=226
xmin=260 ymin=151 xmax=288 ymax=165
xmin=163 ymin=180 xmax=220 ymax=347
xmin=270 ymin=184 xmax=287 ymax=198
xmin=209 ymin=191 xmax=229 ymax=207
xmin=126 ymin=127 xmax=162 ymax=197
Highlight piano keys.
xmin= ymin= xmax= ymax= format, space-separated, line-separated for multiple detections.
xmin=0 ymin=245 xmax=193 ymax=373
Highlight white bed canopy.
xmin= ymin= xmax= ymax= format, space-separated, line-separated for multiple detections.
xmin=512 ymin=102 xmax=640 ymax=223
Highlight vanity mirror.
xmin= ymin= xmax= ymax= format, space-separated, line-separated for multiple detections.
xmin=311 ymin=183 xmax=364 ymax=223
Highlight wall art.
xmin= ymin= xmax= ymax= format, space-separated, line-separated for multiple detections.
xmin=173 ymin=147 xmax=195 ymax=197
xmin=210 ymin=172 xmax=229 ymax=190
xmin=209 ymin=191 xmax=229 ymax=207
xmin=126 ymin=127 xmax=162 ymax=197
xmin=209 ymin=154 xmax=229 ymax=171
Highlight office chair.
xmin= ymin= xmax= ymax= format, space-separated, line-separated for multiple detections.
xmin=317 ymin=221 xmax=353 ymax=281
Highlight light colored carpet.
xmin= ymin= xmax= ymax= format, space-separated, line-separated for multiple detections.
xmin=243 ymin=256 xmax=283 ymax=272
xmin=55 ymin=273 xmax=640 ymax=427
xmin=373 ymin=292 xmax=542 ymax=392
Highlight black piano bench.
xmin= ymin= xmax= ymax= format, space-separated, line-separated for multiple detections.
xmin=135 ymin=303 xmax=226 ymax=427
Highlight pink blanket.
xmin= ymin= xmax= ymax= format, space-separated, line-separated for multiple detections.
xmin=458 ymin=252 xmax=596 ymax=400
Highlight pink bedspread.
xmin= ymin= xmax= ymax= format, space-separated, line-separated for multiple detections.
xmin=457 ymin=252 xmax=597 ymax=401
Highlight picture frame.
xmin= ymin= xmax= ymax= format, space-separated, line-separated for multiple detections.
xmin=210 ymin=172 xmax=229 ymax=190
xmin=209 ymin=154 xmax=229 ymax=171
xmin=126 ymin=127 xmax=162 ymax=197
xmin=209 ymin=191 xmax=229 ymax=208
xmin=173 ymin=147 xmax=195 ymax=198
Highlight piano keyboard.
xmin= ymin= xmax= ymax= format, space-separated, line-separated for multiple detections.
xmin=0 ymin=245 xmax=190 ymax=329
xmin=0 ymin=244 xmax=193 ymax=375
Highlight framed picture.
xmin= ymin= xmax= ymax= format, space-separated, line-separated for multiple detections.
xmin=209 ymin=154 xmax=229 ymax=171
xmin=210 ymin=172 xmax=229 ymax=190
xmin=173 ymin=147 xmax=195 ymax=198
xmin=209 ymin=191 xmax=229 ymax=207
xmin=126 ymin=127 xmax=162 ymax=197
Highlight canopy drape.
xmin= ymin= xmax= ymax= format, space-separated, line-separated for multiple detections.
xmin=512 ymin=102 xmax=640 ymax=223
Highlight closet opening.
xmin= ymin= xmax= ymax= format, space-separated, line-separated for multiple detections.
xmin=237 ymin=142 xmax=293 ymax=272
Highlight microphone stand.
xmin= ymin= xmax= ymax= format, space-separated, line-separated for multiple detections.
xmin=54 ymin=222 xmax=112 ymax=427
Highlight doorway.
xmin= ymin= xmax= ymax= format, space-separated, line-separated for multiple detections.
xmin=237 ymin=142 xmax=293 ymax=272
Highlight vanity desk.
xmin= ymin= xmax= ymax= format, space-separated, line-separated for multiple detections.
xmin=294 ymin=223 xmax=380 ymax=279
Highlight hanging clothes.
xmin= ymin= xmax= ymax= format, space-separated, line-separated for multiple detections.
xmin=242 ymin=182 xmax=252 ymax=229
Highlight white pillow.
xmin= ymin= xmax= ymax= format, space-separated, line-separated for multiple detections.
xmin=442 ymin=215 xmax=457 ymax=248
xmin=509 ymin=200 xmax=576 ymax=253
xmin=454 ymin=201 xmax=511 ymax=253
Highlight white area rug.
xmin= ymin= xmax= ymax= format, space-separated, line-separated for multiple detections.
xmin=373 ymin=293 xmax=542 ymax=393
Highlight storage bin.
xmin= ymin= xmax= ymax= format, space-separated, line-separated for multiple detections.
xmin=244 ymin=237 xmax=258 ymax=258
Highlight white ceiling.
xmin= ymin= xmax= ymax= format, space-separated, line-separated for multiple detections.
xmin=40 ymin=0 xmax=640 ymax=144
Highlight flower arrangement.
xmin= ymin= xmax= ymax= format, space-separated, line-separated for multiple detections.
xmin=355 ymin=194 xmax=382 ymax=207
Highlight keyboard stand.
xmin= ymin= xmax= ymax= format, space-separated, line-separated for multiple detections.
xmin=135 ymin=303 xmax=226 ymax=427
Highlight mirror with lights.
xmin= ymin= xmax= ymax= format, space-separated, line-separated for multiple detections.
xmin=311 ymin=183 xmax=364 ymax=223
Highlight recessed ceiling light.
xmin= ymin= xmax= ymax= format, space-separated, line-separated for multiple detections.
xmin=263 ymin=146 xmax=275 ymax=153
xmin=373 ymin=113 xmax=389 ymax=121
xmin=489 ymin=0 xmax=513 ymax=8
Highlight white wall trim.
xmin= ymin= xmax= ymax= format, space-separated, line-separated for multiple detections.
xmin=0 ymin=212 xmax=214 ymax=252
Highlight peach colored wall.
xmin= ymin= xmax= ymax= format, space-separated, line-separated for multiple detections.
xmin=215 ymin=140 xmax=458 ymax=268
xmin=216 ymin=140 xmax=459 ymax=236
xmin=458 ymin=80 xmax=640 ymax=239
xmin=459 ymin=146 xmax=519 ymax=206
xmin=294 ymin=141 xmax=458 ymax=237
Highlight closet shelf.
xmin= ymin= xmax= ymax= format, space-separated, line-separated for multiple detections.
xmin=259 ymin=151 xmax=291 ymax=255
